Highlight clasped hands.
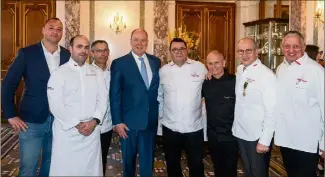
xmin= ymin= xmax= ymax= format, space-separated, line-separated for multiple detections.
xmin=75 ymin=119 xmax=97 ymax=136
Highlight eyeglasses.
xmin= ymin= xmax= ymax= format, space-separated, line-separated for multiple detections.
xmin=93 ymin=49 xmax=109 ymax=53
xmin=319 ymin=51 xmax=323 ymax=55
xmin=236 ymin=49 xmax=254 ymax=55
xmin=171 ymin=47 xmax=187 ymax=54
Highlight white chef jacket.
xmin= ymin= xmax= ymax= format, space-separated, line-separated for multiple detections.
xmin=92 ymin=61 xmax=113 ymax=134
xmin=47 ymin=58 xmax=107 ymax=176
xmin=274 ymin=53 xmax=324 ymax=153
xmin=158 ymin=59 xmax=207 ymax=133
xmin=232 ymin=59 xmax=276 ymax=146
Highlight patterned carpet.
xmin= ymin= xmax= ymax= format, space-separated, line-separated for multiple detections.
xmin=1 ymin=125 xmax=289 ymax=177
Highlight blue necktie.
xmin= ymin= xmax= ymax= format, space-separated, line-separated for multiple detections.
xmin=139 ymin=57 xmax=149 ymax=88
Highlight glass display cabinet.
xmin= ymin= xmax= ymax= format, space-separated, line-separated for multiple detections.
xmin=243 ymin=18 xmax=289 ymax=72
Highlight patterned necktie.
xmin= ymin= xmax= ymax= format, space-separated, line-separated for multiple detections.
xmin=138 ymin=57 xmax=149 ymax=88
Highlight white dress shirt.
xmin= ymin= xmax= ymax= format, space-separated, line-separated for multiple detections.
xmin=232 ymin=59 xmax=276 ymax=146
xmin=41 ymin=40 xmax=60 ymax=74
xmin=92 ymin=61 xmax=113 ymax=133
xmin=47 ymin=58 xmax=108 ymax=131
xmin=274 ymin=53 xmax=324 ymax=153
xmin=158 ymin=59 xmax=207 ymax=133
xmin=131 ymin=51 xmax=153 ymax=85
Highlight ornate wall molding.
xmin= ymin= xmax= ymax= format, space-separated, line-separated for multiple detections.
xmin=153 ymin=0 xmax=169 ymax=65
xmin=65 ymin=0 xmax=80 ymax=48
xmin=89 ymin=0 xmax=95 ymax=43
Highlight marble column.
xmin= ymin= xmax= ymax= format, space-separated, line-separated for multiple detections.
xmin=140 ymin=0 xmax=145 ymax=29
xmin=89 ymin=0 xmax=95 ymax=43
xmin=65 ymin=0 xmax=80 ymax=48
xmin=290 ymin=1 xmax=307 ymax=37
xmin=153 ymin=0 xmax=169 ymax=65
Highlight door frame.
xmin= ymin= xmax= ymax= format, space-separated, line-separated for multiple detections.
xmin=175 ymin=1 xmax=236 ymax=74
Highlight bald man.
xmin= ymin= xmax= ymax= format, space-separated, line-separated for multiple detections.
xmin=110 ymin=29 xmax=161 ymax=177
xmin=232 ymin=37 xmax=276 ymax=177
xmin=202 ymin=51 xmax=238 ymax=177
xmin=48 ymin=35 xmax=108 ymax=176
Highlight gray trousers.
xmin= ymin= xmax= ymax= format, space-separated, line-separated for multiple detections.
xmin=238 ymin=138 xmax=271 ymax=177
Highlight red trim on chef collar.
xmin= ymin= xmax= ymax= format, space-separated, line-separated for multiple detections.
xmin=294 ymin=60 xmax=301 ymax=65
xmin=253 ymin=64 xmax=257 ymax=67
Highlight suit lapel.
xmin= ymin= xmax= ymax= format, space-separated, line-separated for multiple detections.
xmin=59 ymin=46 xmax=68 ymax=65
xmin=37 ymin=42 xmax=51 ymax=78
xmin=147 ymin=54 xmax=157 ymax=89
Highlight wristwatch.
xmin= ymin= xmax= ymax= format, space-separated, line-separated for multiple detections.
xmin=93 ymin=118 xmax=100 ymax=125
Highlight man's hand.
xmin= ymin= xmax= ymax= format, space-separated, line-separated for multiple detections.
xmin=115 ymin=123 xmax=129 ymax=139
xmin=256 ymin=143 xmax=270 ymax=153
xmin=321 ymin=150 xmax=324 ymax=158
xmin=76 ymin=120 xmax=97 ymax=136
xmin=205 ymin=72 xmax=212 ymax=80
xmin=8 ymin=117 xmax=28 ymax=132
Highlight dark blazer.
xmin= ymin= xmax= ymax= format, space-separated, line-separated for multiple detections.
xmin=1 ymin=42 xmax=70 ymax=123
xmin=110 ymin=52 xmax=161 ymax=130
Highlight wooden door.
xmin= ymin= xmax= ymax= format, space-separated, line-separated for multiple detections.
xmin=176 ymin=1 xmax=236 ymax=74
xmin=1 ymin=0 xmax=56 ymax=120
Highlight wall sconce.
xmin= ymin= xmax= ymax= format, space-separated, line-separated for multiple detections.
xmin=315 ymin=3 xmax=324 ymax=23
xmin=110 ymin=12 xmax=126 ymax=34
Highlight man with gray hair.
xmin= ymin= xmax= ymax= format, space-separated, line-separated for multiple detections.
xmin=202 ymin=50 xmax=238 ymax=177
xmin=274 ymin=30 xmax=324 ymax=177
xmin=232 ymin=37 xmax=276 ymax=177
xmin=90 ymin=40 xmax=113 ymax=175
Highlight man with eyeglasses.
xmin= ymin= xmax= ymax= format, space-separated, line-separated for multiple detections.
xmin=90 ymin=40 xmax=113 ymax=176
xmin=274 ymin=31 xmax=324 ymax=177
xmin=232 ymin=37 xmax=276 ymax=177
xmin=158 ymin=37 xmax=207 ymax=177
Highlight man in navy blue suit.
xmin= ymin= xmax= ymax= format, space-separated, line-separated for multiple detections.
xmin=110 ymin=29 xmax=161 ymax=177
xmin=1 ymin=18 xmax=70 ymax=176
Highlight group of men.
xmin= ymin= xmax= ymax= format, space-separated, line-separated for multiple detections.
xmin=1 ymin=17 xmax=324 ymax=177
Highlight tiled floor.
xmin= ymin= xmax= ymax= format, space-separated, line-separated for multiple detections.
xmin=1 ymin=125 xmax=289 ymax=177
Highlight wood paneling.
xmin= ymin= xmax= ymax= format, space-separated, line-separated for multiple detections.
xmin=176 ymin=1 xmax=236 ymax=74
xmin=1 ymin=0 xmax=56 ymax=119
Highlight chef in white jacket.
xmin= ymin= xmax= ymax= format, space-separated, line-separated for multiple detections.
xmin=274 ymin=31 xmax=324 ymax=177
xmin=47 ymin=35 xmax=107 ymax=176
xmin=90 ymin=40 xmax=113 ymax=176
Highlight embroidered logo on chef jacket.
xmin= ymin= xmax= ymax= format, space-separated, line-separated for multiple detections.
xmin=86 ymin=73 xmax=97 ymax=76
xmin=47 ymin=86 xmax=54 ymax=90
xmin=296 ymin=78 xmax=308 ymax=85
xmin=246 ymin=78 xmax=255 ymax=83
xmin=191 ymin=72 xmax=199 ymax=77
xmin=86 ymin=67 xmax=97 ymax=76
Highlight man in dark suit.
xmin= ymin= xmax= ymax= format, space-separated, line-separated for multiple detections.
xmin=110 ymin=29 xmax=161 ymax=177
xmin=1 ymin=18 xmax=70 ymax=177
